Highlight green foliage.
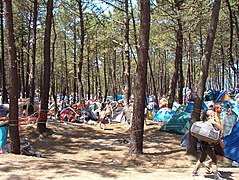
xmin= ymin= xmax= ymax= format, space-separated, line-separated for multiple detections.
xmin=3 ymin=0 xmax=238 ymax=99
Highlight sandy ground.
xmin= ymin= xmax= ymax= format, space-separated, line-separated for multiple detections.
xmin=0 ymin=120 xmax=238 ymax=180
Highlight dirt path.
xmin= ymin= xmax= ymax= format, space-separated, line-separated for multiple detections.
xmin=0 ymin=121 xmax=238 ymax=180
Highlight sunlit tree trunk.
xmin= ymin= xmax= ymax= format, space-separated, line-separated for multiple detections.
xmin=129 ymin=0 xmax=150 ymax=155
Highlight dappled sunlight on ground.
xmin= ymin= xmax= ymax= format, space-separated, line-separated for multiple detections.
xmin=0 ymin=121 xmax=237 ymax=179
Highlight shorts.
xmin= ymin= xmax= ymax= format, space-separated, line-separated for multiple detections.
xmin=213 ymin=143 xmax=224 ymax=157
xmin=100 ymin=117 xmax=106 ymax=124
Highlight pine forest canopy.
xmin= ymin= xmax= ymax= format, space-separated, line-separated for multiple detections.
xmin=0 ymin=0 xmax=238 ymax=104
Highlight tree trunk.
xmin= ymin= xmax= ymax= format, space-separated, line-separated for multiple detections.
xmin=0 ymin=0 xmax=7 ymax=103
xmin=77 ymin=0 xmax=85 ymax=106
xmin=29 ymin=0 xmax=38 ymax=115
xmin=25 ymin=12 xmax=32 ymax=98
xmin=163 ymin=50 xmax=167 ymax=95
xmin=73 ymin=20 xmax=77 ymax=104
xmin=187 ymin=0 xmax=221 ymax=155
xmin=38 ymin=0 xmax=53 ymax=133
xmin=95 ymin=47 xmax=102 ymax=100
xmin=130 ymin=0 xmax=138 ymax=54
xmin=129 ymin=0 xmax=150 ymax=155
xmin=4 ymin=0 xmax=20 ymax=154
xmin=20 ymin=25 xmax=26 ymax=98
xmin=64 ymin=32 xmax=69 ymax=104
xmin=177 ymin=19 xmax=184 ymax=105
xmin=103 ymin=53 xmax=108 ymax=100
xmin=51 ymin=16 xmax=57 ymax=115
xmin=148 ymin=57 xmax=157 ymax=96
xmin=124 ymin=0 xmax=131 ymax=105
xmin=168 ymin=4 xmax=183 ymax=108
xmin=87 ymin=40 xmax=90 ymax=100
xmin=113 ymin=48 xmax=117 ymax=100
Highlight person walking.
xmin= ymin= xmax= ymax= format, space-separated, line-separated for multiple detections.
xmin=204 ymin=103 xmax=225 ymax=173
xmin=192 ymin=103 xmax=225 ymax=180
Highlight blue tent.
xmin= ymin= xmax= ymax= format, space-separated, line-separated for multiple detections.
xmin=216 ymin=91 xmax=231 ymax=101
xmin=116 ymin=94 xmax=124 ymax=101
xmin=185 ymin=102 xmax=208 ymax=113
xmin=180 ymin=131 xmax=201 ymax=149
xmin=222 ymin=114 xmax=238 ymax=137
xmin=153 ymin=108 xmax=175 ymax=122
xmin=223 ymin=121 xmax=239 ymax=163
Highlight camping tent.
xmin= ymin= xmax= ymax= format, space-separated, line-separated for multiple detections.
xmin=159 ymin=112 xmax=191 ymax=135
xmin=221 ymin=113 xmax=238 ymax=137
xmin=216 ymin=91 xmax=231 ymax=101
xmin=180 ymin=131 xmax=201 ymax=149
xmin=81 ymin=109 xmax=98 ymax=121
xmin=60 ymin=107 xmax=78 ymax=122
xmin=204 ymin=89 xmax=220 ymax=101
xmin=111 ymin=108 xmax=128 ymax=123
xmin=185 ymin=102 xmax=208 ymax=113
xmin=153 ymin=108 xmax=175 ymax=122
xmin=223 ymin=120 xmax=239 ymax=163
xmin=116 ymin=94 xmax=124 ymax=101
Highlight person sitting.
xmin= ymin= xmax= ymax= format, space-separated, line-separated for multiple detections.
xmin=83 ymin=112 xmax=90 ymax=124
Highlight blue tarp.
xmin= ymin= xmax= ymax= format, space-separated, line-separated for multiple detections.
xmin=223 ymin=121 xmax=239 ymax=163
xmin=0 ymin=126 xmax=8 ymax=148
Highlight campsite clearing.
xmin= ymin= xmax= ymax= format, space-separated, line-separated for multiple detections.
xmin=0 ymin=121 xmax=238 ymax=180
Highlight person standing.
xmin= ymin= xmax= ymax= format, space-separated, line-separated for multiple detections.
xmin=105 ymin=101 xmax=113 ymax=124
xmin=99 ymin=107 xmax=107 ymax=130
